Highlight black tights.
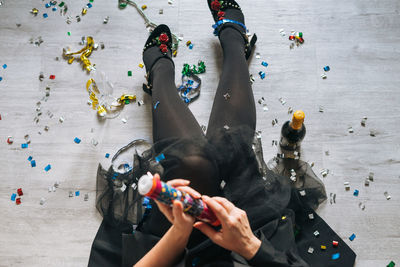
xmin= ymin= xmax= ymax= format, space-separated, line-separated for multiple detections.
xmin=142 ymin=28 xmax=256 ymax=238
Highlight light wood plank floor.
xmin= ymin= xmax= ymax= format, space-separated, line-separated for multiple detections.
xmin=0 ymin=0 xmax=399 ymax=266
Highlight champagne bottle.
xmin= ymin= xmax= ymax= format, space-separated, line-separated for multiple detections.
xmin=279 ymin=110 xmax=306 ymax=152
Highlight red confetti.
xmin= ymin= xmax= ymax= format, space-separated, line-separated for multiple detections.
xmin=49 ymin=75 xmax=55 ymax=80
xmin=16 ymin=198 xmax=21 ymax=205
xmin=17 ymin=188 xmax=23 ymax=196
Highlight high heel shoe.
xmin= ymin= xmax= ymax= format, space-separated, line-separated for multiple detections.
xmin=207 ymin=0 xmax=257 ymax=60
xmin=142 ymin=24 xmax=175 ymax=95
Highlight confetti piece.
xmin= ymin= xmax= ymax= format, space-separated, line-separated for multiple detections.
xmin=21 ymin=143 xmax=28 ymax=149
xmin=44 ymin=164 xmax=51 ymax=172
xmin=43 ymin=13 xmax=48 ymax=18
xmin=138 ymin=63 xmax=144 ymax=68
xmin=84 ymin=193 xmax=89 ymax=201
xmin=40 ymin=197 xmax=46 ymax=205
xmin=154 ymin=101 xmax=160 ymax=109
xmin=313 ymin=230 xmax=320 ymax=237
xmin=307 ymin=247 xmax=314 ymax=254
xmin=11 ymin=193 xmax=16 ymax=201
xmin=323 ymin=66 xmax=330 ymax=71
xmin=261 ymin=61 xmax=268 ymax=67
xmin=16 ymin=198 xmax=21 ymax=205
xmin=2 ymin=64 xmax=7 ymax=69
xmin=74 ymin=137 xmax=81 ymax=144
xmin=387 ymin=261 xmax=395 ymax=267
xmin=321 ymin=73 xmax=327 ymax=79
xmin=31 ymin=160 xmax=36 ymax=167
xmin=27 ymin=156 xmax=33 ymax=161
xmin=128 ymin=70 xmax=132 ymax=76
xmin=87 ymin=3 xmax=93 ymax=8
xmin=17 ymin=188 xmax=23 ymax=196
xmin=155 ymin=153 xmax=165 ymax=163
xmin=332 ymin=253 xmax=340 ymax=260
xmin=69 ymin=191 xmax=73 ymax=197
xmin=188 ymin=44 xmax=194 ymax=49
xmin=384 ymin=191 xmax=391 ymax=200
xmin=105 ymin=153 xmax=110 ymax=158
xmin=141 ymin=5 xmax=147 ymax=10
xmin=353 ymin=189 xmax=359 ymax=196
xmin=259 ymin=71 xmax=266 ymax=79
xmin=332 ymin=240 xmax=339 ymax=247
xmin=75 ymin=191 xmax=80 ymax=196
xmin=349 ymin=233 xmax=356 ymax=241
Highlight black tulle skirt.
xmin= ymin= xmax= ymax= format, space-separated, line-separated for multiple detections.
xmin=89 ymin=125 xmax=356 ymax=267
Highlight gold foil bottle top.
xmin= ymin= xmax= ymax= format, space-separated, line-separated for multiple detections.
xmin=290 ymin=110 xmax=305 ymax=130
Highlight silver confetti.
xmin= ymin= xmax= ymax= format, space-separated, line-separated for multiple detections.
xmin=307 ymin=247 xmax=314 ymax=254
xmin=321 ymin=73 xmax=327 ymax=79
xmin=319 ymin=106 xmax=324 ymax=113
xmin=368 ymin=172 xmax=374 ymax=181
xmin=370 ymin=130 xmax=376 ymax=137
xmin=84 ymin=193 xmax=89 ymax=201
xmin=201 ymin=125 xmax=207 ymax=133
xmin=220 ymin=180 xmax=226 ymax=189
xmin=138 ymin=100 xmax=145 ymax=106
xmin=344 ymin=182 xmax=350 ymax=190
xmin=320 ymin=168 xmax=329 ymax=177
xmin=91 ymin=138 xmax=99 ymax=146
xmin=358 ymin=202 xmax=365 ymax=210
xmin=364 ymin=178 xmax=370 ymax=186
xmin=223 ymin=93 xmax=231 ymax=100
xmin=40 ymin=197 xmax=46 ymax=205
xmin=272 ymin=118 xmax=278 ymax=126
xmin=59 ymin=116 xmax=64 ymax=123
xmin=121 ymin=118 xmax=127 ymax=123
xmin=384 ymin=191 xmax=391 ymax=200
xmin=24 ymin=134 xmax=31 ymax=144
xmin=69 ymin=191 xmax=73 ymax=197
xmin=223 ymin=125 xmax=230 ymax=130
xmin=348 ymin=127 xmax=354 ymax=133
xmin=299 ymin=190 xmax=306 ymax=196
xmin=313 ymin=230 xmax=320 ymax=237
xmin=255 ymin=52 xmax=261 ymax=59
xmin=103 ymin=16 xmax=109 ymax=24
xmin=159 ymin=9 xmax=163 ymax=14
xmin=308 ymin=213 xmax=314 ymax=220
xmin=361 ymin=117 xmax=367 ymax=127
xmin=278 ymin=97 xmax=286 ymax=105
xmin=288 ymin=107 xmax=293 ymax=114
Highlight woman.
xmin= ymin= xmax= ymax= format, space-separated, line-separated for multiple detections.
xmin=89 ymin=0 xmax=356 ymax=266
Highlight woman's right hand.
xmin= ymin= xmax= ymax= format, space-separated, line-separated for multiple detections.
xmin=193 ymin=196 xmax=261 ymax=260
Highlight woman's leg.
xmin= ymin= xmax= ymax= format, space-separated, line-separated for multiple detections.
xmin=141 ymin=51 xmax=221 ymax=238
xmin=150 ymin=57 xmax=204 ymax=143
xmin=206 ymin=27 xmax=256 ymax=137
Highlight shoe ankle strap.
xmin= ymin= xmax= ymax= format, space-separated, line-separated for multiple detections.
xmin=212 ymin=19 xmax=248 ymax=36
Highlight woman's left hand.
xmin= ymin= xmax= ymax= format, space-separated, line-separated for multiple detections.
xmin=153 ymin=174 xmax=201 ymax=236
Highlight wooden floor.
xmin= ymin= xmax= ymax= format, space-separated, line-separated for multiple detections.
xmin=0 ymin=0 xmax=399 ymax=266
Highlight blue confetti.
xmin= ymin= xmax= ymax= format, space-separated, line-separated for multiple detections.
xmin=44 ymin=164 xmax=51 ymax=172
xmin=154 ymin=101 xmax=160 ymax=110
xmin=43 ymin=13 xmax=48 ymax=18
xmin=332 ymin=253 xmax=340 ymax=260
xmin=142 ymin=197 xmax=150 ymax=206
xmin=31 ymin=160 xmax=36 ymax=167
xmin=353 ymin=189 xmax=359 ymax=196
xmin=75 ymin=191 xmax=80 ymax=196
xmin=349 ymin=233 xmax=356 ymax=241
xmin=105 ymin=153 xmax=110 ymax=158
xmin=45 ymin=3 xmax=51 ymax=8
xmin=155 ymin=153 xmax=165 ymax=162
xmin=324 ymin=66 xmax=330 ymax=72
xmin=0 ymin=77 xmax=2 ymax=81
xmin=21 ymin=143 xmax=28 ymax=149
xmin=87 ymin=3 xmax=93 ymax=8
xmin=52 ymin=7 xmax=57 ymax=11
xmin=11 ymin=193 xmax=17 ymax=201
xmin=261 ymin=61 xmax=268 ymax=67
xmin=74 ymin=137 xmax=81 ymax=144
xmin=27 ymin=156 xmax=33 ymax=161
xmin=259 ymin=71 xmax=266 ymax=80
xmin=188 ymin=44 xmax=194 ymax=49
xmin=2 ymin=64 xmax=7 ymax=69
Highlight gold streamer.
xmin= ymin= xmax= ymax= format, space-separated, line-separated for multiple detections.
xmin=86 ymin=78 xmax=136 ymax=117
xmin=63 ymin=36 xmax=95 ymax=72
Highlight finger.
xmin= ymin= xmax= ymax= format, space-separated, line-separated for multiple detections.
xmin=166 ymin=179 xmax=191 ymax=187
xmin=212 ymin=197 xmax=236 ymax=212
xmin=193 ymin=222 xmax=223 ymax=244
xmin=176 ymin=186 xmax=201 ymax=199
xmin=172 ymin=200 xmax=184 ymax=221
xmin=202 ymin=195 xmax=230 ymax=222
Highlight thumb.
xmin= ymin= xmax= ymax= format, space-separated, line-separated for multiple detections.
xmin=194 ymin=222 xmax=221 ymax=243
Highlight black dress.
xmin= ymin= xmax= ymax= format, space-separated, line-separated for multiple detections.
xmin=88 ymin=126 xmax=356 ymax=267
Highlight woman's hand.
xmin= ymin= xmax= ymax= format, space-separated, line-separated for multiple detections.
xmin=193 ymin=196 xmax=261 ymax=260
xmin=153 ymin=174 xmax=201 ymax=236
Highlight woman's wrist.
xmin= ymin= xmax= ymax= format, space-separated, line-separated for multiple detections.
xmin=170 ymin=225 xmax=192 ymax=245
xmin=240 ymin=236 xmax=262 ymax=260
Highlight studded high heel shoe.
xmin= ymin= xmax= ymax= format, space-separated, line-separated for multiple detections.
xmin=142 ymin=24 xmax=175 ymax=95
xmin=207 ymin=0 xmax=257 ymax=60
